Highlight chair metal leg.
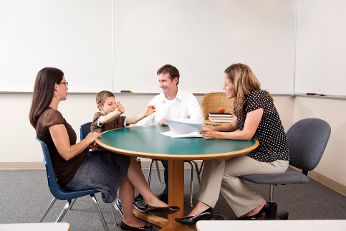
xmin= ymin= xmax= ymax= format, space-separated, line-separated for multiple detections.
xmin=90 ymin=194 xmax=109 ymax=231
xmin=40 ymin=197 xmax=57 ymax=222
xmin=186 ymin=161 xmax=194 ymax=207
xmin=111 ymin=201 xmax=122 ymax=226
xmin=155 ymin=160 xmax=163 ymax=183
xmin=192 ymin=160 xmax=201 ymax=183
xmin=198 ymin=160 xmax=204 ymax=178
xmin=266 ymin=184 xmax=277 ymax=219
xmin=56 ymin=200 xmax=71 ymax=222
xmin=148 ymin=160 xmax=155 ymax=186
xmin=69 ymin=199 xmax=77 ymax=210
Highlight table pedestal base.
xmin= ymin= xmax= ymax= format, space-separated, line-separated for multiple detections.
xmin=134 ymin=159 xmax=196 ymax=231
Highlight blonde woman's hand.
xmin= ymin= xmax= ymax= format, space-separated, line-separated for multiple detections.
xmin=201 ymin=130 xmax=219 ymax=139
xmin=200 ymin=126 xmax=217 ymax=139
xmin=200 ymin=125 xmax=215 ymax=132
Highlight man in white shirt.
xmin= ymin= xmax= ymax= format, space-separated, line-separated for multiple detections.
xmin=137 ymin=64 xmax=204 ymax=202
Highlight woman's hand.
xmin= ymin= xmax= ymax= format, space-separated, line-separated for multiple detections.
xmin=200 ymin=126 xmax=218 ymax=139
xmin=201 ymin=130 xmax=219 ymax=139
xmin=85 ymin=131 xmax=100 ymax=144
xmin=200 ymin=125 xmax=215 ymax=132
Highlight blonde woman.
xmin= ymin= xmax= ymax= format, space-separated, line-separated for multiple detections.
xmin=176 ymin=63 xmax=289 ymax=225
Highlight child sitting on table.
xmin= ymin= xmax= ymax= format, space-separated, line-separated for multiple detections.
xmin=91 ymin=90 xmax=155 ymax=133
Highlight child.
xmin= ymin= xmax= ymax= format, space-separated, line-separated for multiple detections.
xmin=91 ymin=90 xmax=155 ymax=133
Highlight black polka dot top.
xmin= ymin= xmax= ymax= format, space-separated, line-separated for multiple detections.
xmin=237 ymin=90 xmax=289 ymax=162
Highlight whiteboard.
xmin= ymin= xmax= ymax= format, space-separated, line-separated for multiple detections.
xmin=0 ymin=0 xmax=113 ymax=93
xmin=114 ymin=0 xmax=296 ymax=94
xmin=295 ymin=0 xmax=346 ymax=96
xmin=0 ymin=0 xmax=296 ymax=94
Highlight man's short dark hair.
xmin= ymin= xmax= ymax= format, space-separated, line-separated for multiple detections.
xmin=157 ymin=64 xmax=180 ymax=80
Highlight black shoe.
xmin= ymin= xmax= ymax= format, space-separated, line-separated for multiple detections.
xmin=158 ymin=193 xmax=168 ymax=203
xmin=175 ymin=207 xmax=213 ymax=225
xmin=237 ymin=203 xmax=270 ymax=220
xmin=134 ymin=194 xmax=143 ymax=202
xmin=133 ymin=196 xmax=146 ymax=212
xmin=115 ymin=196 xmax=147 ymax=213
xmin=119 ymin=221 xmax=152 ymax=231
xmin=142 ymin=204 xmax=180 ymax=215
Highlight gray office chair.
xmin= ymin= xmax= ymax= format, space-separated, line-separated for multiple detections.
xmin=148 ymin=159 xmax=201 ymax=207
xmin=241 ymin=118 xmax=331 ymax=219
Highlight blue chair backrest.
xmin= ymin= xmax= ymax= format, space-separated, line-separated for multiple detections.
xmin=80 ymin=122 xmax=92 ymax=140
xmin=286 ymin=118 xmax=331 ymax=172
xmin=37 ymin=139 xmax=66 ymax=199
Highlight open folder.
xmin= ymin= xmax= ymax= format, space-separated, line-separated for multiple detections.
xmin=160 ymin=120 xmax=204 ymax=138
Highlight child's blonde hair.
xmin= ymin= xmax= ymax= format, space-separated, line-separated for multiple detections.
xmin=96 ymin=90 xmax=114 ymax=110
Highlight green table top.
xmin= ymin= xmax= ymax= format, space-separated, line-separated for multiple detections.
xmin=96 ymin=126 xmax=259 ymax=160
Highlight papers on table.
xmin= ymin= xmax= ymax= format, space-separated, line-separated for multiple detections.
xmin=160 ymin=120 xmax=204 ymax=138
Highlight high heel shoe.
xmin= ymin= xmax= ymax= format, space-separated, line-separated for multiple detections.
xmin=119 ymin=221 xmax=152 ymax=231
xmin=237 ymin=202 xmax=269 ymax=220
xmin=175 ymin=207 xmax=213 ymax=225
xmin=142 ymin=204 xmax=180 ymax=215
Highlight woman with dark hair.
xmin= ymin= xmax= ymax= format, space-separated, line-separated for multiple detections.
xmin=175 ymin=63 xmax=289 ymax=225
xmin=29 ymin=67 xmax=179 ymax=231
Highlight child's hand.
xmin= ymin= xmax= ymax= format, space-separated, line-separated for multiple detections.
xmin=144 ymin=105 xmax=156 ymax=117
xmin=116 ymin=102 xmax=125 ymax=113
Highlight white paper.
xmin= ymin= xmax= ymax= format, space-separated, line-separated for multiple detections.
xmin=160 ymin=130 xmax=203 ymax=138
xmin=160 ymin=120 xmax=204 ymax=138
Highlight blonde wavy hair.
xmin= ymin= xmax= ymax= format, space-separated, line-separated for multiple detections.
xmin=225 ymin=63 xmax=266 ymax=117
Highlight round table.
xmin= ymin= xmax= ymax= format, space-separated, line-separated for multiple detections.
xmin=96 ymin=126 xmax=259 ymax=231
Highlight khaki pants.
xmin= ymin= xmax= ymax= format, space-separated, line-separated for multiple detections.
xmin=199 ymin=156 xmax=288 ymax=217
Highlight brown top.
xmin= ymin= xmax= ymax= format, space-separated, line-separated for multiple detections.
xmin=36 ymin=108 xmax=87 ymax=185
xmin=91 ymin=112 xmax=126 ymax=133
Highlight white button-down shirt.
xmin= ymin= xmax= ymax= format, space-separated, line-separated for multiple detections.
xmin=136 ymin=89 xmax=204 ymax=126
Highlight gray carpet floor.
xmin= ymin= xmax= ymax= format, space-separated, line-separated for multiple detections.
xmin=0 ymin=169 xmax=345 ymax=230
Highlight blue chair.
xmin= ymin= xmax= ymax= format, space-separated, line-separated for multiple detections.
xmin=37 ymin=139 xmax=109 ymax=231
xmin=241 ymin=118 xmax=331 ymax=219
xmin=80 ymin=122 xmax=92 ymax=142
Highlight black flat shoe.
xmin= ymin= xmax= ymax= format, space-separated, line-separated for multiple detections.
xmin=175 ymin=207 xmax=213 ymax=225
xmin=143 ymin=204 xmax=180 ymax=215
xmin=237 ymin=203 xmax=269 ymax=220
xmin=119 ymin=221 xmax=152 ymax=231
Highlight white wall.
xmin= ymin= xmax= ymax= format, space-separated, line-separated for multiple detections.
xmin=293 ymin=97 xmax=346 ymax=186
xmin=291 ymin=0 xmax=346 ymax=188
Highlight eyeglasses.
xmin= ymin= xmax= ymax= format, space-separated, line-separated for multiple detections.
xmin=59 ymin=81 xmax=68 ymax=86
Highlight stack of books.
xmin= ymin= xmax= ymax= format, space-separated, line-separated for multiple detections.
xmin=208 ymin=112 xmax=233 ymax=123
